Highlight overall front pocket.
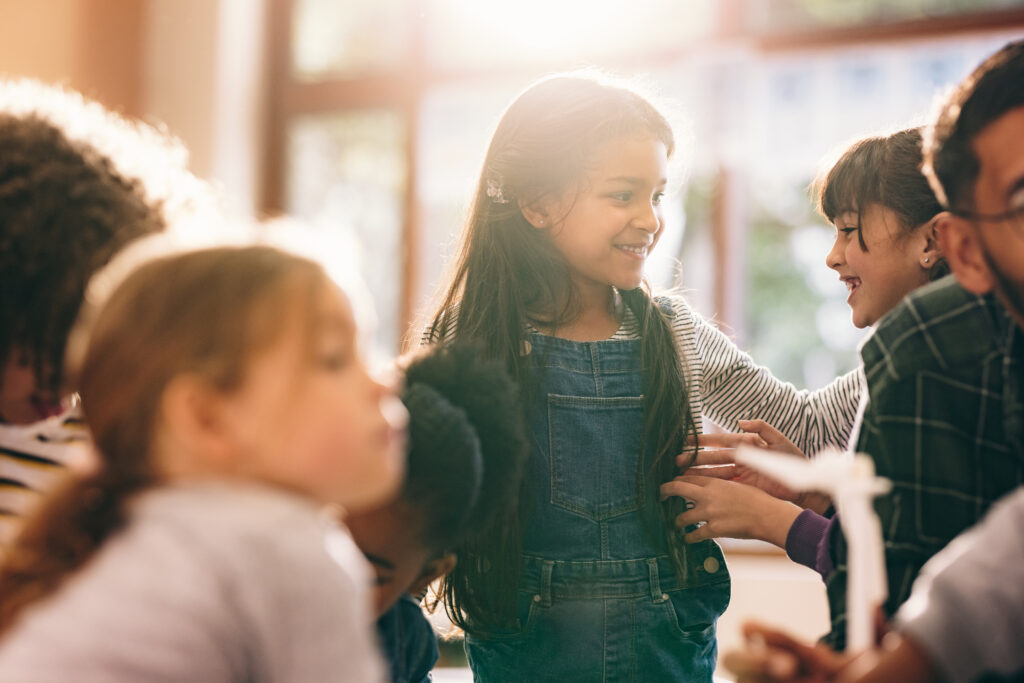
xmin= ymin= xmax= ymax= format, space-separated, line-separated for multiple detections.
xmin=548 ymin=394 xmax=645 ymax=521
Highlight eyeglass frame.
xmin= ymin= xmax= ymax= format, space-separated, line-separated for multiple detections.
xmin=950 ymin=189 xmax=1024 ymax=228
xmin=951 ymin=205 xmax=1024 ymax=222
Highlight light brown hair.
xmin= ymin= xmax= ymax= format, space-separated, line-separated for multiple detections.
xmin=0 ymin=245 xmax=326 ymax=634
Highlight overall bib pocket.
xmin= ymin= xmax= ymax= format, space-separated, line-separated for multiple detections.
xmin=547 ymin=394 xmax=644 ymax=521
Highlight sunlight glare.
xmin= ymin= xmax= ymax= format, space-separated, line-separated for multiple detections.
xmin=437 ymin=0 xmax=677 ymax=64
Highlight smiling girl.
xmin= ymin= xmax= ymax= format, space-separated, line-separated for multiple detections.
xmin=824 ymin=128 xmax=947 ymax=328
xmin=424 ymin=74 xmax=862 ymax=682
xmin=660 ymin=127 xmax=948 ymax=574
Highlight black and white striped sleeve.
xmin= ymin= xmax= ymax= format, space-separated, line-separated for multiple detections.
xmin=668 ymin=296 xmax=862 ymax=456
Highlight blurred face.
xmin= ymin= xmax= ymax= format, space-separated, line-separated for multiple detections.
xmin=541 ymin=135 xmax=668 ymax=299
xmin=222 ymin=283 xmax=407 ymax=509
xmin=963 ymin=107 xmax=1024 ymax=327
xmin=0 ymin=353 xmax=64 ymax=424
xmin=345 ymin=502 xmax=431 ymax=617
xmin=825 ymin=203 xmax=930 ymax=328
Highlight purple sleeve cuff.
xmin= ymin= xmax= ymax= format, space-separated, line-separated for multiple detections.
xmin=815 ymin=513 xmax=841 ymax=580
xmin=785 ymin=509 xmax=829 ymax=575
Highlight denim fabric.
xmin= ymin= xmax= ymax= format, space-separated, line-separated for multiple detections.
xmin=466 ymin=334 xmax=730 ymax=682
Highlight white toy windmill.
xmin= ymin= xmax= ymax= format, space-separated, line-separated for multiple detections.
xmin=734 ymin=447 xmax=891 ymax=653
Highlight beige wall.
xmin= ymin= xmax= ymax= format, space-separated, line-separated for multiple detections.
xmin=0 ymin=0 xmax=144 ymax=116
xmin=0 ymin=0 xmax=267 ymax=215
xmin=141 ymin=0 xmax=220 ymax=179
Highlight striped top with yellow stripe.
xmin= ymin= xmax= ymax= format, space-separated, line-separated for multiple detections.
xmin=0 ymin=409 xmax=91 ymax=549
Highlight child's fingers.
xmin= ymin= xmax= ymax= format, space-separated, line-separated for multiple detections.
xmin=741 ymin=621 xmax=846 ymax=677
xmin=659 ymin=478 xmax=703 ymax=501
xmin=737 ymin=420 xmax=806 ymax=458
xmin=674 ymin=509 xmax=703 ymax=529
xmin=686 ymin=448 xmax=737 ymax=466
xmin=683 ymin=523 xmax=714 ymax=543
xmin=743 ymin=621 xmax=810 ymax=651
xmin=721 ymin=649 xmax=798 ymax=681
xmin=684 ymin=464 xmax=737 ymax=480
xmin=694 ymin=432 xmax=769 ymax=449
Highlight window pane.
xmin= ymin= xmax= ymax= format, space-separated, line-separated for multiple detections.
xmin=411 ymin=29 xmax=1021 ymax=392
xmin=424 ymin=0 xmax=714 ymax=71
xmin=285 ymin=109 xmax=407 ymax=354
xmin=291 ymin=0 xmax=413 ymax=79
xmin=747 ymin=0 xmax=1022 ymax=35
xmin=741 ymin=33 xmax=1016 ymax=386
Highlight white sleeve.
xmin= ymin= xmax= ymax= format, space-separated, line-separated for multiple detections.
xmin=895 ymin=486 xmax=1024 ymax=683
xmin=671 ymin=297 xmax=862 ymax=455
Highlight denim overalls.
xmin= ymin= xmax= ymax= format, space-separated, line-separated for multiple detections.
xmin=466 ymin=330 xmax=731 ymax=682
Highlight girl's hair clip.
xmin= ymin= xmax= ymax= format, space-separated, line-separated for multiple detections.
xmin=486 ymin=178 xmax=510 ymax=204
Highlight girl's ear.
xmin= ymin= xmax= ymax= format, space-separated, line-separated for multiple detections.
xmin=920 ymin=216 xmax=943 ymax=270
xmin=935 ymin=211 xmax=996 ymax=295
xmin=158 ymin=375 xmax=237 ymax=469
xmin=518 ymin=198 xmax=551 ymax=229
xmin=409 ymin=553 xmax=457 ymax=597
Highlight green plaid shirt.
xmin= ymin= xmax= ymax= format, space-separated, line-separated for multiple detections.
xmin=824 ymin=276 xmax=1024 ymax=649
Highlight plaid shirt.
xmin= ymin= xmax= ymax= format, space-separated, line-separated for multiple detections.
xmin=824 ymin=276 xmax=1024 ymax=650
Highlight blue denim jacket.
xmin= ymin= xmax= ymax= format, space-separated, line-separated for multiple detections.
xmin=466 ymin=333 xmax=730 ymax=682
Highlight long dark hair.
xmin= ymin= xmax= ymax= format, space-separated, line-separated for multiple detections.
xmin=0 ymin=246 xmax=326 ymax=635
xmin=425 ymin=75 xmax=698 ymax=631
xmin=816 ymin=127 xmax=948 ymax=280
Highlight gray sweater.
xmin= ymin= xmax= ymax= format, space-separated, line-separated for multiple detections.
xmin=0 ymin=481 xmax=384 ymax=682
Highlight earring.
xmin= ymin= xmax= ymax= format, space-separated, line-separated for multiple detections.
xmin=923 ymin=257 xmax=930 ymax=264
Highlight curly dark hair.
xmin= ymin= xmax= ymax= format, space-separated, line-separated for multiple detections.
xmin=400 ymin=342 xmax=531 ymax=632
xmin=401 ymin=342 xmax=528 ymax=551
xmin=0 ymin=113 xmax=166 ymax=397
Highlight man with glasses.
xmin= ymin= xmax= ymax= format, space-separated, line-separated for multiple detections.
xmin=822 ymin=38 xmax=1024 ymax=652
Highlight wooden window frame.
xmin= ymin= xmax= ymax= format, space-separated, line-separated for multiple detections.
xmin=261 ymin=0 xmax=1024 ymax=351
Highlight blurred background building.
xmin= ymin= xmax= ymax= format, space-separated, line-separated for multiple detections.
xmin=3 ymin=0 xmax=1023 ymax=676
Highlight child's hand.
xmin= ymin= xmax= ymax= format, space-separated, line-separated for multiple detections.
xmin=680 ymin=429 xmax=801 ymax=504
xmin=658 ymin=475 xmax=801 ymax=547
xmin=736 ymin=419 xmax=805 ymax=457
xmin=679 ymin=421 xmax=831 ymax=512
xmin=722 ymin=621 xmax=849 ymax=683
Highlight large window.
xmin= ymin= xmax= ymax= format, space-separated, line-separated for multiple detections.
xmin=266 ymin=0 xmax=1024 ymax=390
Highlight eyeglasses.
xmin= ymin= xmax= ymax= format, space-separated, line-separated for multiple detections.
xmin=952 ymin=188 xmax=1024 ymax=233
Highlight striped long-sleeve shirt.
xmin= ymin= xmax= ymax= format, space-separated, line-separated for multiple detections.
xmin=605 ymin=294 xmax=862 ymax=456
xmin=0 ymin=408 xmax=91 ymax=551
xmin=428 ymin=293 xmax=863 ymax=457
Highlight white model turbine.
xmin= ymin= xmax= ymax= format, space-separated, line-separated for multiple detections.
xmin=734 ymin=446 xmax=892 ymax=653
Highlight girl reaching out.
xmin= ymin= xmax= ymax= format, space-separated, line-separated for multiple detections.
xmin=660 ymin=127 xmax=947 ymax=570
xmin=0 ymin=245 xmax=407 ymax=681
xmin=425 ymin=74 xmax=861 ymax=682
